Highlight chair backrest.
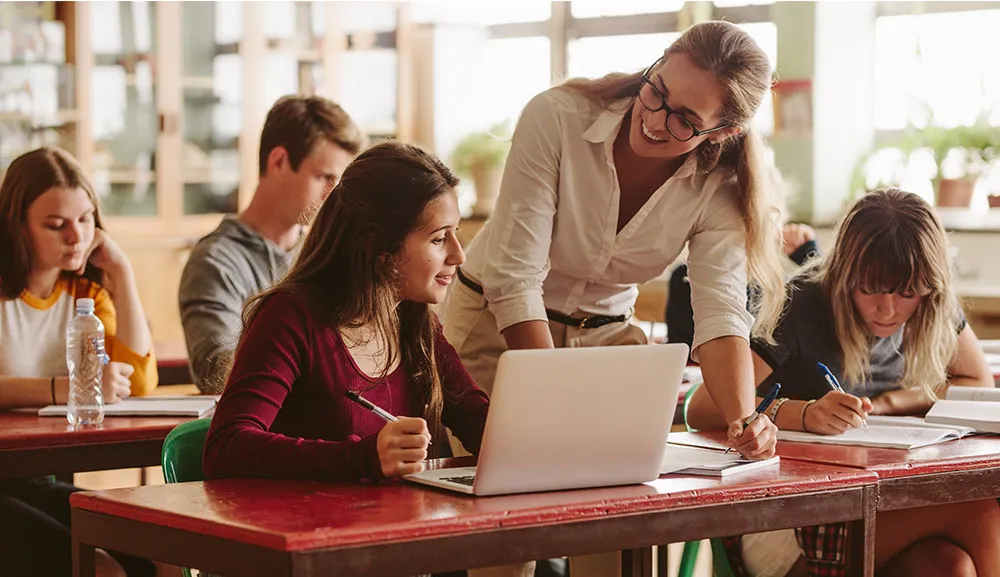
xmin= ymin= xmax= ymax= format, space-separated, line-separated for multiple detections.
xmin=682 ymin=381 xmax=701 ymax=433
xmin=161 ymin=418 xmax=212 ymax=484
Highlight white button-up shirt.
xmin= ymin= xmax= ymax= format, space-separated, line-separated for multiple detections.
xmin=462 ymin=87 xmax=753 ymax=354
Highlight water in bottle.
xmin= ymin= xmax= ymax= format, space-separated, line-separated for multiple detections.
xmin=66 ymin=297 xmax=106 ymax=426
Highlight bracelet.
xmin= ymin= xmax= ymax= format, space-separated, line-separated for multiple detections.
xmin=50 ymin=376 xmax=56 ymax=404
xmin=800 ymin=399 xmax=817 ymax=432
xmin=768 ymin=397 xmax=789 ymax=424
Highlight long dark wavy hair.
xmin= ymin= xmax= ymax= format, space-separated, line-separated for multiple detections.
xmin=241 ymin=141 xmax=460 ymax=452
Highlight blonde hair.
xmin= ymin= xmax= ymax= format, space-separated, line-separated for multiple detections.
xmin=810 ymin=188 xmax=959 ymax=398
xmin=561 ymin=20 xmax=785 ymax=340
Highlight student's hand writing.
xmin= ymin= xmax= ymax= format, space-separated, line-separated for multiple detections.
xmin=727 ymin=414 xmax=777 ymax=459
xmin=377 ymin=417 xmax=431 ymax=477
xmin=102 ymin=361 xmax=133 ymax=404
xmin=803 ymin=391 xmax=873 ymax=435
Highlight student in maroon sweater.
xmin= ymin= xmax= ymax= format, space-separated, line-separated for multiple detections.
xmin=204 ymin=141 xmax=490 ymax=482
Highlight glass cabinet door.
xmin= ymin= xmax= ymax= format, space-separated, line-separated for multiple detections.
xmin=180 ymin=1 xmax=242 ymax=215
xmin=89 ymin=0 xmax=158 ymax=217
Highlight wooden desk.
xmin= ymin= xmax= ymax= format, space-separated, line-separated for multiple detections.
xmin=71 ymin=459 xmax=878 ymax=577
xmin=0 ymin=411 xmax=189 ymax=480
xmin=673 ymin=431 xmax=1000 ymax=512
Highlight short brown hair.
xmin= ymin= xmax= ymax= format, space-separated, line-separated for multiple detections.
xmin=258 ymin=95 xmax=367 ymax=176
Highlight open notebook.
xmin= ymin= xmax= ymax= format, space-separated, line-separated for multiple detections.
xmin=661 ymin=443 xmax=779 ymax=477
xmin=39 ymin=396 xmax=219 ymax=418
xmin=777 ymin=415 xmax=977 ymax=450
xmin=926 ymin=386 xmax=1000 ymax=434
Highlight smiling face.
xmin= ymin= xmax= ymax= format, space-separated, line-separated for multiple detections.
xmin=627 ymin=52 xmax=729 ymax=159
xmin=24 ymin=186 xmax=97 ymax=275
xmin=394 ymin=190 xmax=465 ymax=305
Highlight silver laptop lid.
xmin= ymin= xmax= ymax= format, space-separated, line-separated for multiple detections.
xmin=472 ymin=343 xmax=688 ymax=496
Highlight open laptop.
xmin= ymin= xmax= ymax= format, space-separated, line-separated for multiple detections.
xmin=405 ymin=343 xmax=688 ymax=496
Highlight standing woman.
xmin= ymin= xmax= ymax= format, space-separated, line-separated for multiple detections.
xmin=442 ymin=20 xmax=785 ymax=457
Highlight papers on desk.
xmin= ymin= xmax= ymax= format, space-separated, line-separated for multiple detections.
xmin=39 ymin=396 xmax=219 ymax=418
xmin=661 ymin=443 xmax=780 ymax=477
xmin=777 ymin=416 xmax=976 ymax=450
xmin=925 ymin=386 xmax=1000 ymax=434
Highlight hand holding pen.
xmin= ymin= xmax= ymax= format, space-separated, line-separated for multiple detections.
xmin=806 ymin=363 xmax=873 ymax=435
xmin=346 ymin=391 xmax=432 ymax=478
xmin=726 ymin=382 xmax=781 ymax=457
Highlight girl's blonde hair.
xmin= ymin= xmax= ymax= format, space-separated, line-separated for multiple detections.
xmin=560 ymin=20 xmax=785 ymax=341
xmin=811 ymin=188 xmax=959 ymax=398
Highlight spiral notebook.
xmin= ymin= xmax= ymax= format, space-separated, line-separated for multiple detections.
xmin=39 ymin=396 xmax=219 ymax=418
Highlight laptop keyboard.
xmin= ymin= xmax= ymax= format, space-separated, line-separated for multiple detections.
xmin=441 ymin=475 xmax=476 ymax=487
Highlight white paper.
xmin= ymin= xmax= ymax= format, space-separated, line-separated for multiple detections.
xmin=778 ymin=425 xmax=959 ymax=450
xmin=39 ymin=397 xmax=217 ymax=418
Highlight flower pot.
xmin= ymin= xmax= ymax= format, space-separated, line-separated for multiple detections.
xmin=936 ymin=178 xmax=976 ymax=208
xmin=988 ymin=194 xmax=1000 ymax=209
xmin=470 ymin=162 xmax=503 ymax=218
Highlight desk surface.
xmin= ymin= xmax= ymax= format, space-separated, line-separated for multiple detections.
xmin=0 ymin=411 xmax=189 ymax=479
xmin=72 ymin=458 xmax=876 ymax=553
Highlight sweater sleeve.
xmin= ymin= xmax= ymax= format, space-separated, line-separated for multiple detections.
xmin=436 ymin=328 xmax=490 ymax=454
xmin=203 ymin=293 xmax=383 ymax=482
xmin=88 ymin=281 xmax=158 ymax=396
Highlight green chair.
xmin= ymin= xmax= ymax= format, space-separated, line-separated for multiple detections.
xmin=161 ymin=418 xmax=212 ymax=577
xmin=675 ymin=382 xmax=738 ymax=577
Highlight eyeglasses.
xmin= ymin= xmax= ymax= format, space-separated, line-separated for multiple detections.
xmin=638 ymin=59 xmax=730 ymax=142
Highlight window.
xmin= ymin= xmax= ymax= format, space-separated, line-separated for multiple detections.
xmin=412 ymin=2 xmax=551 ymax=26
xmin=481 ymin=37 xmax=552 ymax=129
xmin=875 ymin=10 xmax=1000 ymax=130
xmin=570 ymin=0 xmax=683 ymax=18
xmin=567 ymin=33 xmax=679 ymax=80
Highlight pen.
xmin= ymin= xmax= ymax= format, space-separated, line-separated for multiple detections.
xmin=726 ymin=382 xmax=781 ymax=454
xmin=817 ymin=362 xmax=868 ymax=429
xmin=345 ymin=390 xmax=431 ymax=444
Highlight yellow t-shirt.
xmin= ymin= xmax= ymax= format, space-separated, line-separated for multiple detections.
xmin=0 ymin=276 xmax=158 ymax=396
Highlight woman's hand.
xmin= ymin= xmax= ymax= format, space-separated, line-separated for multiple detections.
xmin=803 ymin=391 xmax=872 ymax=434
xmin=781 ymin=223 xmax=816 ymax=256
xmin=78 ymin=228 xmax=132 ymax=280
xmin=377 ymin=417 xmax=431 ymax=477
xmin=727 ymin=414 xmax=778 ymax=459
xmin=102 ymin=361 xmax=133 ymax=404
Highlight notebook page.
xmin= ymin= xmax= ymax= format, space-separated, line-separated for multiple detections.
xmin=661 ymin=444 xmax=779 ymax=476
xmin=926 ymin=400 xmax=1000 ymax=434
xmin=39 ymin=397 xmax=217 ymax=418
xmin=945 ymin=386 xmax=1000 ymax=403
xmin=865 ymin=415 xmax=978 ymax=437
xmin=778 ymin=425 xmax=959 ymax=450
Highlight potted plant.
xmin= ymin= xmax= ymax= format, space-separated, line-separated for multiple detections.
xmin=852 ymin=116 xmax=1000 ymax=208
xmin=450 ymin=122 xmax=512 ymax=218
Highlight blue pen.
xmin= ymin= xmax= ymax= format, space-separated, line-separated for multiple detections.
xmin=817 ymin=362 xmax=868 ymax=429
xmin=726 ymin=382 xmax=781 ymax=454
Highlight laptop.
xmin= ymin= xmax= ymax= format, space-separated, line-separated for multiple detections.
xmin=405 ymin=343 xmax=688 ymax=496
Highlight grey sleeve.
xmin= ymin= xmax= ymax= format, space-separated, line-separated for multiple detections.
xmin=178 ymin=252 xmax=247 ymax=394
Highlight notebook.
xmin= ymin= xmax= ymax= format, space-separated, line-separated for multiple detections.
xmin=777 ymin=419 xmax=973 ymax=450
xmin=660 ymin=444 xmax=780 ymax=477
xmin=925 ymin=386 xmax=1000 ymax=434
xmin=39 ymin=396 xmax=219 ymax=418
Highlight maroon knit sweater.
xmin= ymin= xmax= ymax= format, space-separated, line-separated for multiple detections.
xmin=203 ymin=292 xmax=489 ymax=481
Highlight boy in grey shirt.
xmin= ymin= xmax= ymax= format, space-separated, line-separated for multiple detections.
xmin=179 ymin=96 xmax=366 ymax=392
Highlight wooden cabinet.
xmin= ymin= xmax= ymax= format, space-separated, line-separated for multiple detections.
xmin=55 ymin=1 xmax=414 ymax=344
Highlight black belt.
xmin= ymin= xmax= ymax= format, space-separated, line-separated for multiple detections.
xmin=456 ymin=268 xmax=632 ymax=330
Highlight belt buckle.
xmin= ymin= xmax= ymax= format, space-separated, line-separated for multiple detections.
xmin=578 ymin=316 xmax=592 ymax=330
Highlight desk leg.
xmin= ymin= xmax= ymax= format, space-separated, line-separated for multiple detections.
xmin=656 ymin=545 xmax=669 ymax=577
xmin=621 ymin=547 xmax=653 ymax=577
xmin=849 ymin=485 xmax=877 ymax=577
xmin=73 ymin=536 xmax=97 ymax=577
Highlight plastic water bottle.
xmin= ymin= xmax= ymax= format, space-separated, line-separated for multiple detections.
xmin=66 ymin=298 xmax=106 ymax=426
